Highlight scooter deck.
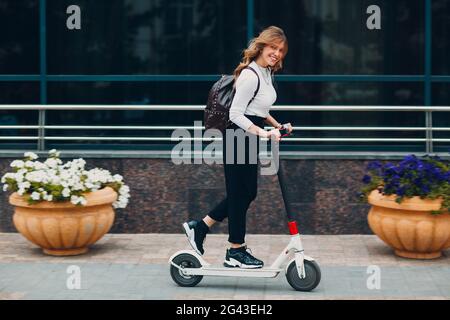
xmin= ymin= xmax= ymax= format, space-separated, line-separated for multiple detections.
xmin=181 ymin=265 xmax=284 ymax=278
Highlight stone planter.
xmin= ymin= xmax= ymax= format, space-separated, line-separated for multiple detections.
xmin=368 ymin=189 xmax=450 ymax=259
xmin=9 ymin=187 xmax=117 ymax=256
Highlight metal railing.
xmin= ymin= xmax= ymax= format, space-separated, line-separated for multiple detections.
xmin=0 ymin=105 xmax=449 ymax=154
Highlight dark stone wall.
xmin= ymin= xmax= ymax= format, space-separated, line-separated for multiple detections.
xmin=0 ymin=158 xmax=374 ymax=234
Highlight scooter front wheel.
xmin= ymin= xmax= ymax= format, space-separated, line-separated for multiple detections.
xmin=170 ymin=253 xmax=203 ymax=287
xmin=286 ymin=260 xmax=321 ymax=292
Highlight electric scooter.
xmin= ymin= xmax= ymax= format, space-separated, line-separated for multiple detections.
xmin=169 ymin=125 xmax=321 ymax=291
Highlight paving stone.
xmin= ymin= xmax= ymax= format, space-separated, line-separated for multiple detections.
xmin=1 ymin=233 xmax=449 ymax=300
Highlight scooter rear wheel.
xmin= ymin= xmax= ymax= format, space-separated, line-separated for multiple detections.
xmin=170 ymin=253 xmax=203 ymax=287
xmin=286 ymin=260 xmax=321 ymax=291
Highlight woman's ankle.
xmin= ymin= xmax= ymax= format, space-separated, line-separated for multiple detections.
xmin=202 ymin=216 xmax=216 ymax=228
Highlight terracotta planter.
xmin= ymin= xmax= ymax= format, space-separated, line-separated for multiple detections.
xmin=368 ymin=189 xmax=450 ymax=259
xmin=9 ymin=187 xmax=117 ymax=256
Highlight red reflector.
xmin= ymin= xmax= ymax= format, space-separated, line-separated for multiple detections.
xmin=288 ymin=221 xmax=299 ymax=235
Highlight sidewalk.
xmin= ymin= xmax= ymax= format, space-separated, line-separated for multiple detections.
xmin=0 ymin=233 xmax=449 ymax=300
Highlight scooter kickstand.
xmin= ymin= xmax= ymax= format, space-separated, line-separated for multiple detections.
xmin=295 ymin=252 xmax=306 ymax=279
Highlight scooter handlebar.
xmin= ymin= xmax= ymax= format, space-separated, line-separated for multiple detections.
xmin=278 ymin=123 xmax=292 ymax=138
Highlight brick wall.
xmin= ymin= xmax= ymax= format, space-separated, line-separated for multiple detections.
xmin=0 ymin=158 xmax=373 ymax=234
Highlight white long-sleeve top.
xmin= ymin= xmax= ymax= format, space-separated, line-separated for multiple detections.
xmin=229 ymin=60 xmax=277 ymax=130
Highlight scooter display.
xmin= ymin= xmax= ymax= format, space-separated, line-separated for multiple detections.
xmin=169 ymin=124 xmax=321 ymax=291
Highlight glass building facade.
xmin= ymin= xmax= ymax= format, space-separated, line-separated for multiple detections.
xmin=0 ymin=0 xmax=449 ymax=154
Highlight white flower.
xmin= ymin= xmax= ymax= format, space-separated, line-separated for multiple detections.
xmin=85 ymin=182 xmax=95 ymax=189
xmin=50 ymin=176 xmax=61 ymax=185
xmin=10 ymin=160 xmax=25 ymax=168
xmin=79 ymin=197 xmax=87 ymax=205
xmin=70 ymin=195 xmax=78 ymax=205
xmin=17 ymin=168 xmax=28 ymax=175
xmin=113 ymin=174 xmax=123 ymax=182
xmin=119 ymin=185 xmax=130 ymax=194
xmin=62 ymin=188 xmax=71 ymax=198
xmin=1 ymin=172 xmax=16 ymax=183
xmin=31 ymin=192 xmax=40 ymax=200
xmin=44 ymin=158 xmax=59 ymax=169
xmin=48 ymin=149 xmax=61 ymax=157
xmin=32 ymin=161 xmax=47 ymax=170
xmin=14 ymin=172 xmax=25 ymax=183
xmin=60 ymin=171 xmax=71 ymax=180
xmin=70 ymin=195 xmax=87 ymax=206
xmin=113 ymin=184 xmax=130 ymax=209
xmin=24 ymin=171 xmax=45 ymax=183
xmin=4 ymin=153 xmax=128 ymax=208
xmin=113 ymin=196 xmax=129 ymax=208
xmin=71 ymin=159 xmax=86 ymax=170
xmin=113 ymin=201 xmax=125 ymax=209
xmin=74 ymin=184 xmax=85 ymax=191
xmin=24 ymin=152 xmax=38 ymax=160
xmin=24 ymin=160 xmax=35 ymax=168
xmin=90 ymin=185 xmax=101 ymax=192
xmin=18 ymin=181 xmax=31 ymax=189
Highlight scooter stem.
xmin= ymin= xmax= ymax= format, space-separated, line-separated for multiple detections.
xmin=288 ymin=221 xmax=299 ymax=235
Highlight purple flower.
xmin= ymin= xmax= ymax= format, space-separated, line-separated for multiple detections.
xmin=402 ymin=154 xmax=418 ymax=163
xmin=396 ymin=187 xmax=406 ymax=196
xmin=362 ymin=175 xmax=371 ymax=184
xmin=420 ymin=185 xmax=431 ymax=194
xmin=367 ymin=161 xmax=382 ymax=170
xmin=361 ymin=154 xmax=449 ymax=200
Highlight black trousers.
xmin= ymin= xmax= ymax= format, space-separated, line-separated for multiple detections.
xmin=208 ymin=115 xmax=265 ymax=244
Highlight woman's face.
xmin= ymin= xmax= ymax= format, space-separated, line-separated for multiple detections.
xmin=260 ymin=41 xmax=286 ymax=67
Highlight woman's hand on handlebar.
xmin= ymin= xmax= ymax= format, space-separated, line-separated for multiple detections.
xmin=266 ymin=129 xmax=281 ymax=141
xmin=278 ymin=123 xmax=293 ymax=138
xmin=285 ymin=123 xmax=293 ymax=134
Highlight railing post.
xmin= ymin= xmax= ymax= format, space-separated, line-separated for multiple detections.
xmin=38 ymin=109 xmax=46 ymax=151
xmin=425 ymin=111 xmax=433 ymax=154
xmin=39 ymin=0 xmax=47 ymax=151
xmin=424 ymin=0 xmax=432 ymax=154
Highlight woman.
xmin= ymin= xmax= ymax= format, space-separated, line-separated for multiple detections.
xmin=184 ymin=26 xmax=292 ymax=268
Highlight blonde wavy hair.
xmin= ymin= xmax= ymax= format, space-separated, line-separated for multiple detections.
xmin=233 ymin=26 xmax=288 ymax=80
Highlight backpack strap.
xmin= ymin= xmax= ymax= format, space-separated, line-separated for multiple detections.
xmin=244 ymin=66 xmax=260 ymax=107
xmin=270 ymin=68 xmax=278 ymax=91
xmin=224 ymin=66 xmax=261 ymax=130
